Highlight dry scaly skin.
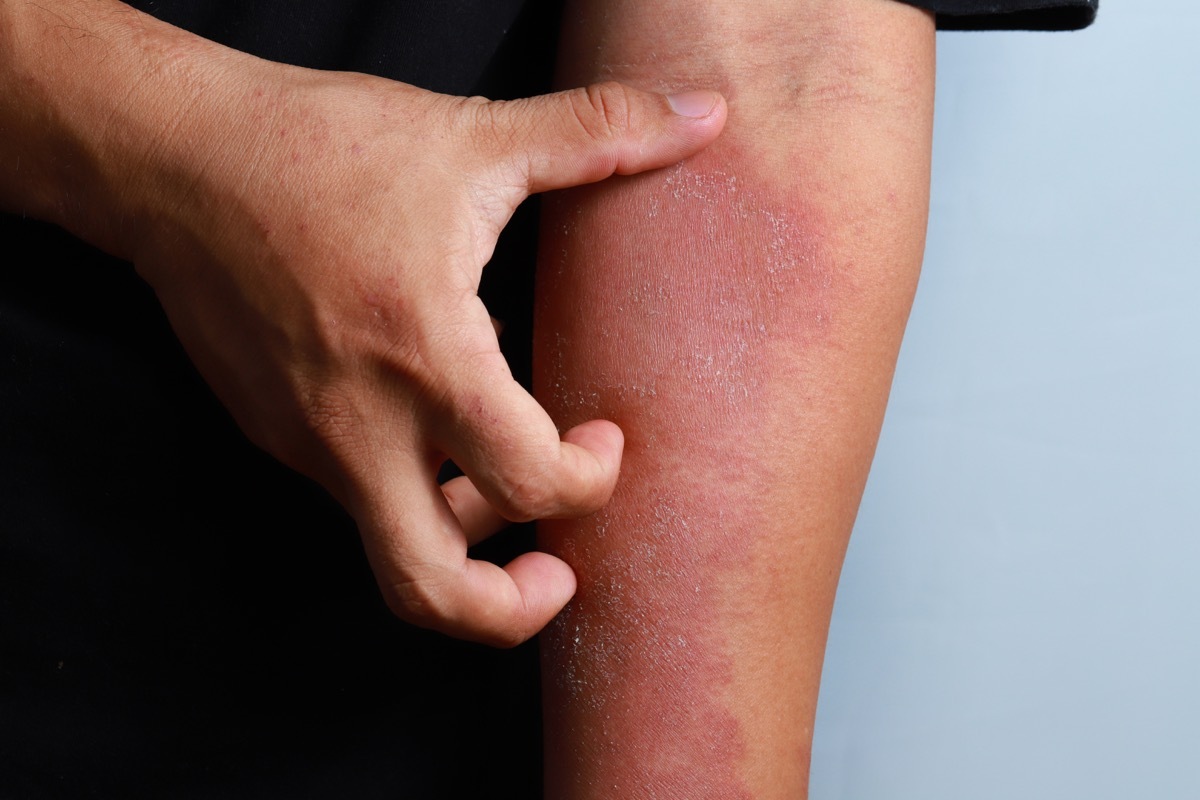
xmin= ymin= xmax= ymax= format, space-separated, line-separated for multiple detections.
xmin=537 ymin=144 xmax=833 ymax=798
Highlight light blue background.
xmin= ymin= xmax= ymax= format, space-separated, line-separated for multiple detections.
xmin=812 ymin=3 xmax=1200 ymax=798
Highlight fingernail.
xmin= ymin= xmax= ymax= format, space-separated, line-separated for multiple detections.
xmin=667 ymin=90 xmax=719 ymax=118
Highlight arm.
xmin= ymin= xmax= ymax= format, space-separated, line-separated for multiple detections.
xmin=534 ymin=0 xmax=934 ymax=795
xmin=0 ymin=0 xmax=727 ymax=644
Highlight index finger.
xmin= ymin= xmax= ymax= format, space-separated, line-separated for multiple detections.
xmin=354 ymin=464 xmax=577 ymax=647
xmin=426 ymin=345 xmax=624 ymax=524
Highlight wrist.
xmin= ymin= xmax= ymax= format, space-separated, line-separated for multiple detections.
xmin=0 ymin=0 xmax=240 ymax=260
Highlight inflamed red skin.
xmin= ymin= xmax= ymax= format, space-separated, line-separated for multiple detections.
xmin=532 ymin=1 xmax=935 ymax=796
xmin=535 ymin=141 xmax=841 ymax=798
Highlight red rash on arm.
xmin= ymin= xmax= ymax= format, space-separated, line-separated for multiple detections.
xmin=538 ymin=147 xmax=832 ymax=797
xmin=534 ymin=1 xmax=935 ymax=797
xmin=537 ymin=144 xmax=855 ymax=796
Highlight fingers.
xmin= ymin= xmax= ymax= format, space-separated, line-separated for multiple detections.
xmin=478 ymin=81 xmax=727 ymax=195
xmin=440 ymin=474 xmax=508 ymax=546
xmin=358 ymin=471 xmax=577 ymax=647
xmin=339 ymin=83 xmax=686 ymax=645
xmin=378 ymin=355 xmax=619 ymax=644
xmin=430 ymin=360 xmax=625 ymax=523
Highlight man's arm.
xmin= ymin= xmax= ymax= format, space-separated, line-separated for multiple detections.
xmin=535 ymin=0 xmax=934 ymax=795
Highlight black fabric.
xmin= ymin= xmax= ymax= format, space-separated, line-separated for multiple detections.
xmin=911 ymin=0 xmax=1099 ymax=30
xmin=0 ymin=2 xmax=559 ymax=798
xmin=127 ymin=0 xmax=538 ymax=93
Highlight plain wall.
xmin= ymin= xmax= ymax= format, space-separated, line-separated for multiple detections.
xmin=812 ymin=3 xmax=1200 ymax=798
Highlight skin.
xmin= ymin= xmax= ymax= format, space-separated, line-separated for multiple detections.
xmin=535 ymin=0 xmax=936 ymax=796
xmin=3 ymin=0 xmax=935 ymax=792
xmin=0 ymin=0 xmax=727 ymax=646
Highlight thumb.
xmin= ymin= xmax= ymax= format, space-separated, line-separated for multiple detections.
xmin=481 ymin=82 xmax=727 ymax=195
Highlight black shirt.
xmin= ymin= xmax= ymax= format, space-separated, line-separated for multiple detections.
xmin=916 ymin=0 xmax=1098 ymax=30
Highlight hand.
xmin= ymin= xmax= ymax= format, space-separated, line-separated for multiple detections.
xmin=121 ymin=53 xmax=726 ymax=645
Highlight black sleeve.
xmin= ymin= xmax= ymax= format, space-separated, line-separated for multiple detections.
xmin=900 ymin=0 xmax=1098 ymax=30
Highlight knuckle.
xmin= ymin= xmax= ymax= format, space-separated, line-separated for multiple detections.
xmin=381 ymin=571 xmax=450 ymax=629
xmin=289 ymin=381 xmax=371 ymax=480
xmin=462 ymin=94 xmax=508 ymax=143
xmin=569 ymin=81 xmax=636 ymax=142
xmin=459 ymin=95 xmax=526 ymax=173
xmin=299 ymin=383 xmax=359 ymax=441
xmin=495 ymin=452 xmax=561 ymax=522
xmin=383 ymin=566 xmax=531 ymax=648
xmin=349 ymin=293 xmax=467 ymax=416
xmin=488 ymin=623 xmax=529 ymax=650
xmin=359 ymin=299 xmax=437 ymax=379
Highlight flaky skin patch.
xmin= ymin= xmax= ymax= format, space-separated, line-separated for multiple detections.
xmin=535 ymin=148 xmax=831 ymax=798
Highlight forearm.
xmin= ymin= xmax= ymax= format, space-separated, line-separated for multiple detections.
xmin=0 ymin=0 xmax=314 ymax=272
xmin=534 ymin=1 xmax=934 ymax=796
xmin=1 ymin=1 xmax=197 ymax=251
